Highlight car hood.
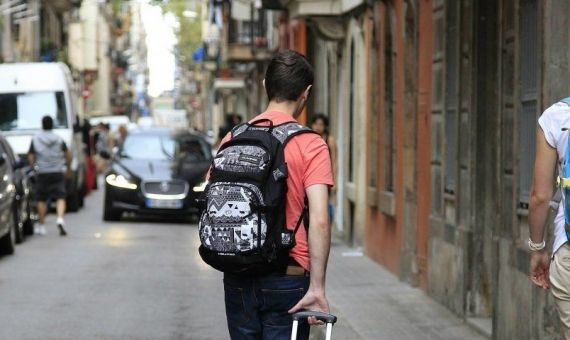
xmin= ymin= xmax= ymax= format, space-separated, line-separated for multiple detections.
xmin=113 ymin=158 xmax=209 ymax=184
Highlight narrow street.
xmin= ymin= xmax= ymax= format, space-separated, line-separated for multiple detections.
xmin=0 ymin=185 xmax=484 ymax=339
xmin=0 ymin=187 xmax=226 ymax=339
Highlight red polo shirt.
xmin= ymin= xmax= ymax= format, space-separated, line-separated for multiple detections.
xmin=219 ymin=111 xmax=333 ymax=270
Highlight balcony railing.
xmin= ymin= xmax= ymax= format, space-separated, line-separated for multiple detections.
xmin=227 ymin=8 xmax=275 ymax=62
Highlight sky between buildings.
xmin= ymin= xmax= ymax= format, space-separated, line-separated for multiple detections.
xmin=140 ymin=0 xmax=176 ymax=97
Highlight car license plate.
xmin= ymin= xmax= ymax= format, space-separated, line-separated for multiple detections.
xmin=145 ymin=198 xmax=183 ymax=209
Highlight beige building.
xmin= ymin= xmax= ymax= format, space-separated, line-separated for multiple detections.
xmin=68 ymin=1 xmax=112 ymax=117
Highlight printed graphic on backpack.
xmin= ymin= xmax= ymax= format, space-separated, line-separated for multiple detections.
xmin=198 ymin=120 xmax=317 ymax=275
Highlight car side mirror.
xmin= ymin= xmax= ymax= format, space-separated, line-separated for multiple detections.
xmin=73 ymin=116 xmax=81 ymax=133
xmin=99 ymin=150 xmax=111 ymax=160
xmin=14 ymin=156 xmax=27 ymax=169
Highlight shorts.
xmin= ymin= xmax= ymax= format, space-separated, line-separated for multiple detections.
xmin=36 ymin=172 xmax=66 ymax=201
xmin=550 ymin=243 xmax=570 ymax=338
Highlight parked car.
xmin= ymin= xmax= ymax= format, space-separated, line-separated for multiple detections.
xmin=0 ymin=137 xmax=34 ymax=242
xmin=0 ymin=141 xmax=18 ymax=254
xmin=103 ymin=128 xmax=212 ymax=221
xmin=0 ymin=63 xmax=86 ymax=212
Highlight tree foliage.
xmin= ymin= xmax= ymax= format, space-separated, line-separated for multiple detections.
xmin=151 ymin=0 xmax=203 ymax=70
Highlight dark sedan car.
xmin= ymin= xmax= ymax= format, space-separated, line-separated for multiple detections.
xmin=0 ymin=137 xmax=34 ymax=242
xmin=0 ymin=138 xmax=19 ymax=254
xmin=103 ymin=128 xmax=212 ymax=221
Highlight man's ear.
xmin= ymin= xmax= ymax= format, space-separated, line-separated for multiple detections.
xmin=263 ymin=79 xmax=266 ymax=91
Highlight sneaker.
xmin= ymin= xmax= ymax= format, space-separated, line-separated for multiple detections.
xmin=34 ymin=225 xmax=47 ymax=235
xmin=57 ymin=223 xmax=67 ymax=236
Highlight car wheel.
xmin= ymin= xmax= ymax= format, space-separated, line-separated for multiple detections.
xmin=23 ymin=203 xmax=35 ymax=236
xmin=14 ymin=209 xmax=24 ymax=244
xmin=103 ymin=205 xmax=121 ymax=221
xmin=103 ymin=189 xmax=121 ymax=221
xmin=79 ymin=184 xmax=85 ymax=208
xmin=67 ymin=189 xmax=80 ymax=212
xmin=23 ymin=216 xmax=34 ymax=236
xmin=0 ymin=215 xmax=16 ymax=255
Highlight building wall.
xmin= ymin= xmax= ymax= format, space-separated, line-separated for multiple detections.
xmin=426 ymin=0 xmax=567 ymax=338
xmin=278 ymin=0 xmax=570 ymax=337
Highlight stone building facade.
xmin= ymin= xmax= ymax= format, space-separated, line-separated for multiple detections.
xmin=427 ymin=0 xmax=566 ymax=338
xmin=201 ymin=0 xmax=570 ymax=337
xmin=291 ymin=0 xmax=567 ymax=338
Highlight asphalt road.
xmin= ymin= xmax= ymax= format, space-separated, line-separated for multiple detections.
xmin=0 ymin=186 xmax=227 ymax=340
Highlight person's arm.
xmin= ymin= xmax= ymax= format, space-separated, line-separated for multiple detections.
xmin=27 ymin=141 xmax=35 ymax=166
xmin=62 ymin=142 xmax=72 ymax=177
xmin=65 ymin=150 xmax=72 ymax=168
xmin=288 ymin=184 xmax=331 ymax=324
xmin=306 ymin=183 xmax=331 ymax=290
xmin=328 ymin=136 xmax=337 ymax=188
xmin=528 ymin=127 xmax=558 ymax=289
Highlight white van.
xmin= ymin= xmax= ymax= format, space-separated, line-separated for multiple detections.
xmin=0 ymin=63 xmax=86 ymax=211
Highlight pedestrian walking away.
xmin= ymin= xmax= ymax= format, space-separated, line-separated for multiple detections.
xmin=310 ymin=113 xmax=337 ymax=223
xmin=28 ymin=115 xmax=71 ymax=236
xmin=529 ymin=97 xmax=570 ymax=338
xmin=198 ymin=50 xmax=334 ymax=340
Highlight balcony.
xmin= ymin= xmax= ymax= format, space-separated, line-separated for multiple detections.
xmin=47 ymin=0 xmax=82 ymax=13
xmin=226 ymin=8 xmax=276 ymax=63
xmin=227 ymin=44 xmax=273 ymax=62
xmin=280 ymin=0 xmax=364 ymax=17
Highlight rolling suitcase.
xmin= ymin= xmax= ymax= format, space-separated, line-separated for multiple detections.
xmin=291 ymin=311 xmax=338 ymax=340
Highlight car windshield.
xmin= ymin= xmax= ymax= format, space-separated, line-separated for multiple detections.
xmin=120 ymin=134 xmax=176 ymax=160
xmin=0 ymin=91 xmax=68 ymax=131
xmin=120 ymin=134 xmax=210 ymax=161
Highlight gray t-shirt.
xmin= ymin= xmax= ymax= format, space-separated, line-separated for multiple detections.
xmin=29 ymin=130 xmax=67 ymax=174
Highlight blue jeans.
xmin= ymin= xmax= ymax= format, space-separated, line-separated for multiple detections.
xmin=223 ymin=273 xmax=310 ymax=340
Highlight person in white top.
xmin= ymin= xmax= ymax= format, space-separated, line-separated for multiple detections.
xmin=530 ymin=99 xmax=570 ymax=338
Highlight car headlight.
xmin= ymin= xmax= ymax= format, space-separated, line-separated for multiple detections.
xmin=193 ymin=181 xmax=207 ymax=192
xmin=106 ymin=174 xmax=137 ymax=190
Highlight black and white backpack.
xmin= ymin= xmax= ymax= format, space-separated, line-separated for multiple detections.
xmin=198 ymin=119 xmax=317 ymax=275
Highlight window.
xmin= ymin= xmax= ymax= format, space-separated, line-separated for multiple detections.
xmin=383 ymin=4 xmax=396 ymax=192
xmin=0 ymin=91 xmax=68 ymax=131
xmin=369 ymin=18 xmax=380 ymax=188
xmin=444 ymin=0 xmax=459 ymax=194
xmin=518 ymin=0 xmax=539 ymax=205
xmin=348 ymin=40 xmax=356 ymax=183
xmin=121 ymin=134 xmax=176 ymax=160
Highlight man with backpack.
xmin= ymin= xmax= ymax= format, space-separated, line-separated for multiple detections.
xmin=529 ymin=98 xmax=570 ymax=337
xmin=198 ymin=50 xmax=333 ymax=339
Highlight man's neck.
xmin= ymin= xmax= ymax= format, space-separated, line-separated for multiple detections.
xmin=265 ymin=100 xmax=300 ymax=117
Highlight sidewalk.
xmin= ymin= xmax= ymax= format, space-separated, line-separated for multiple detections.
xmin=311 ymin=239 xmax=486 ymax=340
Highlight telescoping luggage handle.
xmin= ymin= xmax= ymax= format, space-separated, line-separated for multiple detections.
xmin=291 ymin=311 xmax=337 ymax=340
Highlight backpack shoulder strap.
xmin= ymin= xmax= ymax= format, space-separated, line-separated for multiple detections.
xmin=230 ymin=123 xmax=249 ymax=139
xmin=272 ymin=121 xmax=319 ymax=145
xmin=560 ymin=97 xmax=570 ymax=105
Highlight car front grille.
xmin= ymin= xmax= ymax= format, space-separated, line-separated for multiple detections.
xmin=143 ymin=180 xmax=187 ymax=196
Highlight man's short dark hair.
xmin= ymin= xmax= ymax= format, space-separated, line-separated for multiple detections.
xmin=42 ymin=116 xmax=53 ymax=130
xmin=265 ymin=50 xmax=314 ymax=102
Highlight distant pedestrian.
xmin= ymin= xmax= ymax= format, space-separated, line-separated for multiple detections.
xmin=94 ymin=122 xmax=111 ymax=173
xmin=216 ymin=113 xmax=242 ymax=147
xmin=199 ymin=50 xmax=333 ymax=340
xmin=529 ymin=97 xmax=570 ymax=338
xmin=28 ymin=116 xmax=71 ymax=236
xmin=113 ymin=124 xmax=129 ymax=149
xmin=309 ymin=114 xmax=337 ymax=182
xmin=310 ymin=113 xmax=337 ymax=221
